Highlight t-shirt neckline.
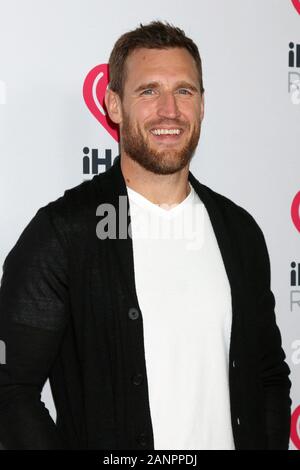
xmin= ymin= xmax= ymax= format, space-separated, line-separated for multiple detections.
xmin=126 ymin=182 xmax=194 ymax=217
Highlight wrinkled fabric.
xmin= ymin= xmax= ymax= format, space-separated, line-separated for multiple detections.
xmin=0 ymin=156 xmax=292 ymax=449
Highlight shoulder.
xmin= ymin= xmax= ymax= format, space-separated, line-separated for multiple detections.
xmin=44 ymin=175 xmax=100 ymax=214
xmin=196 ymin=180 xmax=268 ymax=249
xmin=36 ymin=173 xmax=106 ymax=247
xmin=200 ymin=183 xmax=272 ymax=284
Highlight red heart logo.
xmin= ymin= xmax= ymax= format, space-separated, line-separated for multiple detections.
xmin=291 ymin=0 xmax=300 ymax=14
xmin=83 ymin=64 xmax=119 ymax=142
xmin=291 ymin=406 xmax=300 ymax=450
xmin=291 ymin=191 xmax=300 ymax=233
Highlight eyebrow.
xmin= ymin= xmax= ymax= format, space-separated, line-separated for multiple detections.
xmin=133 ymin=81 xmax=199 ymax=94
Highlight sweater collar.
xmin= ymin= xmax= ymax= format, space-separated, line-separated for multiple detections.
xmin=94 ymin=154 xmax=243 ymax=307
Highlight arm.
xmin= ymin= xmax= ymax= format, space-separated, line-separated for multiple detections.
xmin=254 ymin=225 xmax=292 ymax=450
xmin=0 ymin=206 xmax=70 ymax=449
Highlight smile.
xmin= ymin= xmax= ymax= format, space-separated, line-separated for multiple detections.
xmin=150 ymin=128 xmax=182 ymax=135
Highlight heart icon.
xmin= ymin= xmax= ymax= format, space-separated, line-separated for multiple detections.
xmin=83 ymin=64 xmax=119 ymax=142
xmin=291 ymin=0 xmax=300 ymax=14
xmin=291 ymin=191 xmax=300 ymax=233
xmin=291 ymin=406 xmax=300 ymax=450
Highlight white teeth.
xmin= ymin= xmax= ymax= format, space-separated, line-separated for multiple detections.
xmin=151 ymin=129 xmax=181 ymax=135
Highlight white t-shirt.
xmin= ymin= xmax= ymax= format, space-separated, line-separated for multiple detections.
xmin=127 ymin=182 xmax=235 ymax=450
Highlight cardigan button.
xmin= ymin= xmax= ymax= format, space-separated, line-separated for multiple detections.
xmin=128 ymin=307 xmax=140 ymax=320
xmin=132 ymin=373 xmax=143 ymax=386
xmin=137 ymin=432 xmax=147 ymax=447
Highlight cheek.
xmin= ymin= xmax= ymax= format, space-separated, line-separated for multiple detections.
xmin=133 ymin=101 xmax=157 ymax=121
xmin=180 ymin=100 xmax=201 ymax=117
xmin=186 ymin=111 xmax=201 ymax=130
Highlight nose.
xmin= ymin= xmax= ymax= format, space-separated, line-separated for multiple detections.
xmin=156 ymin=90 xmax=181 ymax=119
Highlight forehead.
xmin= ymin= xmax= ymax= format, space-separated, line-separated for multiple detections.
xmin=124 ymin=47 xmax=199 ymax=87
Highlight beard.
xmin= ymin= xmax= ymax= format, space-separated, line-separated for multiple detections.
xmin=120 ymin=109 xmax=201 ymax=175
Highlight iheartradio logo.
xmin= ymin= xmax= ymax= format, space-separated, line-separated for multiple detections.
xmin=83 ymin=64 xmax=120 ymax=142
xmin=291 ymin=191 xmax=300 ymax=233
xmin=291 ymin=405 xmax=300 ymax=449
xmin=291 ymin=0 xmax=300 ymax=14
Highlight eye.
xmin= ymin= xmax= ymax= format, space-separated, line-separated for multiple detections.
xmin=178 ymin=88 xmax=192 ymax=95
xmin=141 ymin=89 xmax=155 ymax=95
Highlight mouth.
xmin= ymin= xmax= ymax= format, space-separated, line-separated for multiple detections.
xmin=149 ymin=127 xmax=185 ymax=143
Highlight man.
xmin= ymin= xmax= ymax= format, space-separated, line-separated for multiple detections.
xmin=0 ymin=21 xmax=292 ymax=450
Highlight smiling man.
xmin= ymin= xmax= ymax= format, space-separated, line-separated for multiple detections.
xmin=106 ymin=38 xmax=204 ymax=205
xmin=0 ymin=21 xmax=292 ymax=450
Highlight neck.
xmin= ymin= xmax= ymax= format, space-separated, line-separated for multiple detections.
xmin=120 ymin=153 xmax=191 ymax=207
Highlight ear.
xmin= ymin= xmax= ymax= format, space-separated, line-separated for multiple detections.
xmin=200 ymin=92 xmax=205 ymax=122
xmin=104 ymin=88 xmax=122 ymax=125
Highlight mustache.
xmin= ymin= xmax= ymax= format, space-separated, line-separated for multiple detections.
xmin=146 ymin=121 xmax=188 ymax=130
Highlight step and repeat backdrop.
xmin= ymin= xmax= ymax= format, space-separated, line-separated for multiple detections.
xmin=0 ymin=0 xmax=299 ymax=450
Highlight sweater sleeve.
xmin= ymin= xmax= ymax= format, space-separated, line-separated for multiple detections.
xmin=0 ymin=206 xmax=70 ymax=449
xmin=254 ymin=224 xmax=292 ymax=450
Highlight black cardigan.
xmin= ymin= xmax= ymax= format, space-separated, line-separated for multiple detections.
xmin=0 ymin=156 xmax=292 ymax=450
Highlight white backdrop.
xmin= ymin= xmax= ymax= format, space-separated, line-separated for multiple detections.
xmin=0 ymin=0 xmax=299 ymax=450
